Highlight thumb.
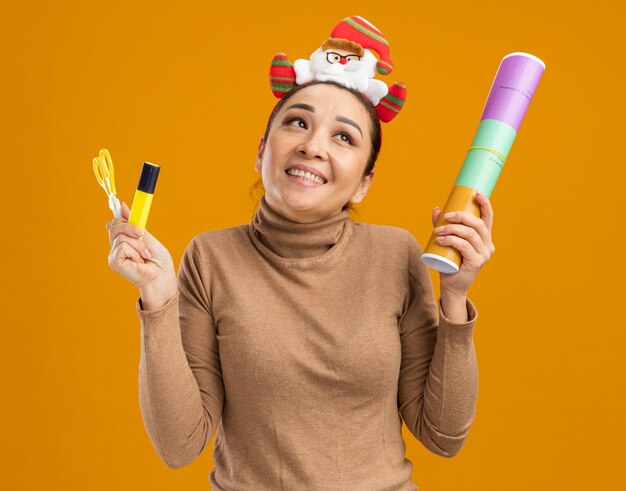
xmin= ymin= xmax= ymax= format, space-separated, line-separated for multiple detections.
xmin=121 ymin=201 xmax=131 ymax=220
xmin=140 ymin=227 xmax=161 ymax=249
xmin=432 ymin=206 xmax=441 ymax=227
xmin=141 ymin=228 xmax=172 ymax=267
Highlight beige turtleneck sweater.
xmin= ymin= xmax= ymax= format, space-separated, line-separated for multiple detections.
xmin=135 ymin=194 xmax=479 ymax=490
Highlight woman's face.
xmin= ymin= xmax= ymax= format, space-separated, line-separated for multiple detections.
xmin=256 ymin=83 xmax=375 ymax=223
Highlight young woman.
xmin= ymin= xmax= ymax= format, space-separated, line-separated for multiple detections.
xmin=106 ymin=80 xmax=495 ymax=490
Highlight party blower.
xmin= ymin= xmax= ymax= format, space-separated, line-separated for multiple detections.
xmin=420 ymin=52 xmax=545 ymax=273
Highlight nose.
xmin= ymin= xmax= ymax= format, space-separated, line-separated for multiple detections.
xmin=297 ymin=130 xmax=327 ymax=160
xmin=340 ymin=58 xmax=347 ymax=65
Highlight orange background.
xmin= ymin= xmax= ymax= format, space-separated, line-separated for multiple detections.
xmin=2 ymin=0 xmax=624 ymax=489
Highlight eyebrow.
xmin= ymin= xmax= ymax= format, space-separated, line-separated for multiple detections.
xmin=285 ymin=103 xmax=363 ymax=137
xmin=286 ymin=103 xmax=315 ymax=112
xmin=335 ymin=116 xmax=362 ymax=137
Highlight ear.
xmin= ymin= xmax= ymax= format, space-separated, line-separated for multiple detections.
xmin=349 ymin=170 xmax=375 ymax=205
xmin=256 ymin=136 xmax=265 ymax=174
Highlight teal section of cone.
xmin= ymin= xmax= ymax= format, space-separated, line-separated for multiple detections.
xmin=454 ymin=119 xmax=517 ymax=197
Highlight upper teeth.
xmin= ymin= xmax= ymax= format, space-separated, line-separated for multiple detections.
xmin=286 ymin=168 xmax=326 ymax=184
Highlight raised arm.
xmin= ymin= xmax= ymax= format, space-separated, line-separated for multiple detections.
xmin=397 ymin=232 xmax=479 ymax=458
xmin=136 ymin=238 xmax=224 ymax=469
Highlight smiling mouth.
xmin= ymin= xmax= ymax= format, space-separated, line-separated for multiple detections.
xmin=285 ymin=168 xmax=327 ymax=185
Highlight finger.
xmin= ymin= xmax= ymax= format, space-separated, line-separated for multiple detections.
xmin=121 ymin=201 xmax=131 ymax=220
xmin=113 ymin=234 xmax=151 ymax=260
xmin=112 ymin=233 xmax=152 ymax=260
xmin=140 ymin=227 xmax=155 ymax=244
xmin=432 ymin=206 xmax=442 ymax=227
xmin=120 ymin=241 xmax=144 ymax=264
xmin=106 ymin=214 xmax=129 ymax=232
xmin=108 ymin=222 xmax=145 ymax=246
xmin=475 ymin=190 xmax=494 ymax=232
xmin=139 ymin=228 xmax=160 ymax=253
xmin=444 ymin=210 xmax=491 ymax=246
xmin=435 ymin=234 xmax=484 ymax=269
xmin=435 ymin=223 xmax=490 ymax=258
xmin=107 ymin=202 xmax=131 ymax=229
xmin=110 ymin=241 xmax=144 ymax=268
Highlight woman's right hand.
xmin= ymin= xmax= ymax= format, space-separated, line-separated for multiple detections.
xmin=106 ymin=202 xmax=177 ymax=305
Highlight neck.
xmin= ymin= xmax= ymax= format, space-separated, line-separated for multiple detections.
xmin=250 ymin=194 xmax=351 ymax=259
xmin=264 ymin=195 xmax=347 ymax=224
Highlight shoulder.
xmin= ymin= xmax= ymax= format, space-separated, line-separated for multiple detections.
xmin=182 ymin=224 xmax=251 ymax=265
xmin=350 ymin=221 xmax=422 ymax=265
xmin=351 ymin=221 xmax=418 ymax=250
xmin=193 ymin=223 xmax=249 ymax=247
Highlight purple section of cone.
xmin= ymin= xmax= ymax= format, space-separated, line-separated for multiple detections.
xmin=481 ymin=54 xmax=544 ymax=132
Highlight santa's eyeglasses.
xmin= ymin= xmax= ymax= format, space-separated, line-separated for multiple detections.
xmin=326 ymin=52 xmax=361 ymax=64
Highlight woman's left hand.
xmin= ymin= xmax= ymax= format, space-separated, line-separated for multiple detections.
xmin=431 ymin=190 xmax=496 ymax=296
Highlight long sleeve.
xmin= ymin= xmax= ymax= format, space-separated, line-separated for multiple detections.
xmin=397 ymin=232 xmax=479 ymax=458
xmin=136 ymin=237 xmax=224 ymax=469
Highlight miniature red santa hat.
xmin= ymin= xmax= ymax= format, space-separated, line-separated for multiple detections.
xmin=329 ymin=15 xmax=394 ymax=75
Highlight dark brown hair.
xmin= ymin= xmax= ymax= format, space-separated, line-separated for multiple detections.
xmin=250 ymin=80 xmax=383 ymax=219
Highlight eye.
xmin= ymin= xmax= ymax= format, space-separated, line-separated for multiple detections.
xmin=335 ymin=132 xmax=354 ymax=145
xmin=286 ymin=117 xmax=307 ymax=129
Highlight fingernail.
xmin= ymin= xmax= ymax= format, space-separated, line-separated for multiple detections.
xmin=144 ymin=249 xmax=151 ymax=258
xmin=136 ymin=228 xmax=145 ymax=236
xmin=444 ymin=212 xmax=456 ymax=219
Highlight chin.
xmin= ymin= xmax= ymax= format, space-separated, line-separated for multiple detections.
xmin=281 ymin=193 xmax=320 ymax=211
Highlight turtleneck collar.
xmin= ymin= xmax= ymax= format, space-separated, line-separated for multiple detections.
xmin=249 ymin=194 xmax=351 ymax=260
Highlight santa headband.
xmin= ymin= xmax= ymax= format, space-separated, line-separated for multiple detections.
xmin=269 ymin=15 xmax=407 ymax=123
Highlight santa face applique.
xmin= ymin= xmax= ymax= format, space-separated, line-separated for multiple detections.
xmin=269 ymin=15 xmax=408 ymax=123
xmin=311 ymin=38 xmax=366 ymax=78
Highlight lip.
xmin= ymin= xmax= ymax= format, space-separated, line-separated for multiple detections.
xmin=284 ymin=164 xmax=328 ymax=183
